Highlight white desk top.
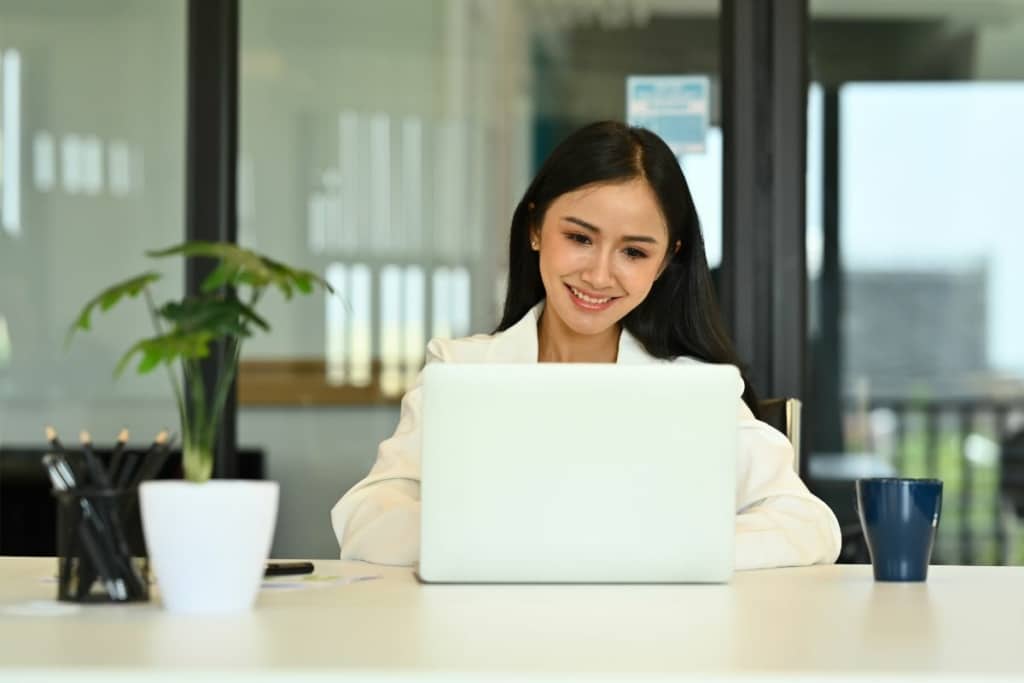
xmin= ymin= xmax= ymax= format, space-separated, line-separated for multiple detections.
xmin=0 ymin=558 xmax=1022 ymax=682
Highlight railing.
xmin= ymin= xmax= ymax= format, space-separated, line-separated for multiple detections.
xmin=847 ymin=398 xmax=1024 ymax=565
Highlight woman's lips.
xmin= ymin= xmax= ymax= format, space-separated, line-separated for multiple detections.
xmin=565 ymin=283 xmax=617 ymax=311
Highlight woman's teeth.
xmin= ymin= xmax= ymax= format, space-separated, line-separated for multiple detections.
xmin=569 ymin=286 xmax=612 ymax=304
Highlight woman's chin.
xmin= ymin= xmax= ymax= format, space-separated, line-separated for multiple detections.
xmin=556 ymin=301 xmax=622 ymax=336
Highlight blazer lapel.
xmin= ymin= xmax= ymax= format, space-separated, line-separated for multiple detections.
xmin=486 ymin=300 xmax=662 ymax=366
xmin=616 ymin=328 xmax=659 ymax=365
xmin=485 ymin=302 xmax=542 ymax=363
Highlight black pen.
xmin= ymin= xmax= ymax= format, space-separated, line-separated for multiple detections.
xmin=45 ymin=425 xmax=65 ymax=453
xmin=76 ymin=436 xmax=134 ymax=595
xmin=118 ymin=429 xmax=169 ymax=489
xmin=45 ymin=426 xmax=84 ymax=488
xmin=131 ymin=430 xmax=173 ymax=487
xmin=79 ymin=430 xmax=112 ymax=489
xmin=42 ymin=454 xmax=125 ymax=599
xmin=109 ymin=428 xmax=130 ymax=486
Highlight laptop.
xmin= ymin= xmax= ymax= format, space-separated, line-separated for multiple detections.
xmin=418 ymin=362 xmax=739 ymax=583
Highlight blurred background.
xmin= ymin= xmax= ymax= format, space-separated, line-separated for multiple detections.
xmin=1 ymin=0 xmax=1022 ymax=563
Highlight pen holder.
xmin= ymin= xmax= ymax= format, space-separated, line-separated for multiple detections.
xmin=53 ymin=488 xmax=149 ymax=603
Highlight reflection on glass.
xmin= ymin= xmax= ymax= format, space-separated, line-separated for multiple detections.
xmin=400 ymin=117 xmax=423 ymax=252
xmin=108 ymin=141 xmax=138 ymax=197
xmin=431 ymin=265 xmax=471 ymax=344
xmin=431 ymin=267 xmax=451 ymax=341
xmin=450 ymin=266 xmax=471 ymax=339
xmin=379 ymin=264 xmax=403 ymax=397
xmin=348 ymin=264 xmax=373 ymax=387
xmin=33 ymin=132 xmax=56 ymax=192
xmin=403 ymin=265 xmax=425 ymax=388
xmin=339 ymin=110 xmax=360 ymax=252
xmin=0 ymin=1 xmax=185 ymax=449
xmin=61 ymin=134 xmax=82 ymax=194
xmin=2 ymin=49 xmax=21 ymax=236
xmin=0 ymin=314 xmax=10 ymax=369
xmin=325 ymin=261 xmax=375 ymax=388
xmin=325 ymin=263 xmax=348 ymax=386
xmin=805 ymin=84 xmax=824 ymax=283
xmin=82 ymin=135 xmax=103 ymax=196
xmin=370 ymin=113 xmax=391 ymax=252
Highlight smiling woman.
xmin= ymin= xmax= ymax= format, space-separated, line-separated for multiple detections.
xmin=331 ymin=121 xmax=842 ymax=572
xmin=530 ymin=180 xmax=673 ymax=361
xmin=498 ymin=121 xmax=753 ymax=406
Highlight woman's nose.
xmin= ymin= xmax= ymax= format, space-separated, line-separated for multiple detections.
xmin=581 ymin=252 xmax=615 ymax=290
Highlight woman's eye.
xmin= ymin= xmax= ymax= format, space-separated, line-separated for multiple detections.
xmin=624 ymin=247 xmax=649 ymax=260
xmin=566 ymin=233 xmax=591 ymax=245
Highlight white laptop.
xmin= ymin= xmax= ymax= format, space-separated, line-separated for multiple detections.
xmin=419 ymin=362 xmax=739 ymax=583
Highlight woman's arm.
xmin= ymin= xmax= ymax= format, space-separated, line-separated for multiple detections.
xmin=330 ymin=347 xmax=446 ymax=566
xmin=734 ymin=404 xmax=842 ymax=570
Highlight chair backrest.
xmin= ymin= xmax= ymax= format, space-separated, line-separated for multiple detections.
xmin=757 ymin=398 xmax=802 ymax=475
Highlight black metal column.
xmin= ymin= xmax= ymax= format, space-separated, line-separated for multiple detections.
xmin=809 ymin=87 xmax=844 ymax=454
xmin=721 ymin=0 xmax=809 ymax=402
xmin=185 ymin=0 xmax=239 ymax=478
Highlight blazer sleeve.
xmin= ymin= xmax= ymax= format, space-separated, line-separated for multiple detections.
xmin=734 ymin=401 xmax=842 ymax=570
xmin=329 ymin=344 xmax=445 ymax=565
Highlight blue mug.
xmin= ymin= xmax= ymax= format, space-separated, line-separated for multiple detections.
xmin=856 ymin=478 xmax=942 ymax=582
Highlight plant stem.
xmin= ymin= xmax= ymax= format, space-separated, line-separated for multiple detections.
xmin=143 ymin=286 xmax=187 ymax=431
xmin=207 ymin=337 xmax=240 ymax=454
xmin=183 ymin=358 xmax=212 ymax=482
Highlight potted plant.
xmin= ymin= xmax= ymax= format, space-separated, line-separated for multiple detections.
xmin=69 ymin=242 xmax=331 ymax=613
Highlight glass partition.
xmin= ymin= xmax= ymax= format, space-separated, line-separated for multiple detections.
xmin=807 ymin=0 xmax=1024 ymax=564
xmin=0 ymin=1 xmax=185 ymax=451
xmin=238 ymin=0 xmax=722 ymax=557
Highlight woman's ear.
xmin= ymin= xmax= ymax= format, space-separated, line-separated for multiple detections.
xmin=529 ymin=227 xmax=541 ymax=251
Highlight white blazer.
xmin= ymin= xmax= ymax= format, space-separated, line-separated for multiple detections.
xmin=331 ymin=303 xmax=842 ymax=570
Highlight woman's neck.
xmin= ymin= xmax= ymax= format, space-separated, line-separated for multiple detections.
xmin=536 ymin=309 xmax=621 ymax=363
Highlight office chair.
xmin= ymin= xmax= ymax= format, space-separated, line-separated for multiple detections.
xmin=757 ymin=398 xmax=802 ymax=474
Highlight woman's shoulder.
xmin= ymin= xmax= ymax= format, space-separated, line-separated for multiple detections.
xmin=426 ymin=331 xmax=502 ymax=363
xmin=669 ymin=354 xmax=705 ymax=366
xmin=426 ymin=305 xmax=541 ymax=364
xmin=667 ymin=354 xmax=750 ymax=408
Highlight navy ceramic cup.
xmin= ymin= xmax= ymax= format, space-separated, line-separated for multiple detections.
xmin=856 ymin=478 xmax=943 ymax=582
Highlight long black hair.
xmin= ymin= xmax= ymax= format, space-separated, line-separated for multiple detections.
xmin=496 ymin=120 xmax=760 ymax=415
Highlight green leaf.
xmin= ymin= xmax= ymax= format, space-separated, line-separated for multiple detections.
xmin=156 ymin=294 xmax=266 ymax=335
xmin=114 ymin=330 xmax=215 ymax=376
xmin=67 ymin=272 xmax=162 ymax=345
xmin=201 ymin=261 xmax=242 ymax=293
xmin=158 ymin=293 xmax=270 ymax=337
xmin=77 ymin=242 xmax=337 ymax=384
xmin=146 ymin=241 xmax=333 ymax=297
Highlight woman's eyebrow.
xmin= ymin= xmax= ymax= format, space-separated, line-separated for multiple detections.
xmin=562 ymin=216 xmax=660 ymax=244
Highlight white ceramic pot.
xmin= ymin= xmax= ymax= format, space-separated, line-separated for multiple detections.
xmin=140 ymin=480 xmax=279 ymax=614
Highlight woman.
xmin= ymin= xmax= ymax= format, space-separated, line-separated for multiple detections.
xmin=332 ymin=121 xmax=841 ymax=570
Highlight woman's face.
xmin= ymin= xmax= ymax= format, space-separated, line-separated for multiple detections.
xmin=531 ymin=179 xmax=674 ymax=338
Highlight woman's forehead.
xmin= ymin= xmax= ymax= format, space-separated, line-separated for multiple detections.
xmin=550 ymin=181 xmax=668 ymax=237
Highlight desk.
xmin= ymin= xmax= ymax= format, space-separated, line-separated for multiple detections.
xmin=0 ymin=558 xmax=1022 ymax=681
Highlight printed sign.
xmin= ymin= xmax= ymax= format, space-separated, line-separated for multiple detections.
xmin=627 ymin=75 xmax=710 ymax=155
